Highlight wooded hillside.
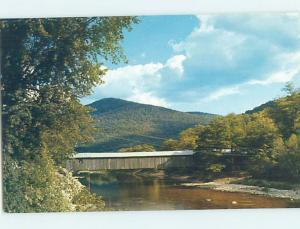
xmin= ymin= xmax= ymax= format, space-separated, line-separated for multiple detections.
xmin=78 ymin=98 xmax=218 ymax=152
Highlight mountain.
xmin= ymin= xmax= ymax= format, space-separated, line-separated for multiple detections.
xmin=78 ymin=98 xmax=218 ymax=152
xmin=187 ymin=111 xmax=219 ymax=117
xmin=245 ymin=101 xmax=276 ymax=114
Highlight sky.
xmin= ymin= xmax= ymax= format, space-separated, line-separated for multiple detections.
xmin=81 ymin=13 xmax=300 ymax=115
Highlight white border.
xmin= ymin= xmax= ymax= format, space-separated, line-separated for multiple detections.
xmin=1 ymin=0 xmax=300 ymax=228
xmin=0 ymin=0 xmax=300 ymax=18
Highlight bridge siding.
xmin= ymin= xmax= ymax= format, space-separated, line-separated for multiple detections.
xmin=67 ymin=155 xmax=195 ymax=171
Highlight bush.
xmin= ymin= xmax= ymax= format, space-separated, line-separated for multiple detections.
xmin=3 ymin=154 xmax=105 ymax=212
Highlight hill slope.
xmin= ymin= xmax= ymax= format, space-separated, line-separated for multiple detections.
xmin=78 ymin=98 xmax=218 ymax=152
xmin=245 ymin=101 xmax=276 ymax=114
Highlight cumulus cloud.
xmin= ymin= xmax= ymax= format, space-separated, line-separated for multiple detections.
xmin=82 ymin=55 xmax=187 ymax=106
xmin=127 ymin=89 xmax=169 ymax=107
xmin=246 ymin=51 xmax=300 ymax=85
xmin=83 ymin=14 xmax=300 ymax=114
xmin=248 ymin=70 xmax=299 ymax=86
xmin=171 ymin=15 xmax=246 ymax=70
xmin=206 ymin=50 xmax=300 ymax=101
xmin=204 ymin=86 xmax=241 ymax=101
xmin=167 ymin=14 xmax=300 ymax=104
xmin=166 ymin=55 xmax=187 ymax=76
xmin=249 ymin=52 xmax=300 ymax=86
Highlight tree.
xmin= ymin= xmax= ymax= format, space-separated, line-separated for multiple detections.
xmin=161 ymin=139 xmax=180 ymax=150
xmin=277 ymin=133 xmax=300 ymax=181
xmin=197 ymin=116 xmax=233 ymax=151
xmin=255 ymin=83 xmax=300 ymax=180
xmin=1 ymin=17 xmax=139 ymax=161
xmin=1 ymin=17 xmax=139 ymax=212
xmin=177 ymin=125 xmax=205 ymax=150
xmin=195 ymin=111 xmax=284 ymax=177
xmin=161 ymin=125 xmax=205 ymax=151
xmin=267 ymin=83 xmax=300 ymax=139
xmin=119 ymin=144 xmax=156 ymax=152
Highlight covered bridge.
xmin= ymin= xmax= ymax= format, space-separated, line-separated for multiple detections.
xmin=67 ymin=150 xmax=196 ymax=171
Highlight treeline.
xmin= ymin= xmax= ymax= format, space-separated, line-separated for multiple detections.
xmin=119 ymin=144 xmax=156 ymax=152
xmin=162 ymin=84 xmax=300 ymax=181
xmin=1 ymin=17 xmax=138 ymax=212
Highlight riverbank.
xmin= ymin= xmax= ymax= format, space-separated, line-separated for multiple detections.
xmin=180 ymin=177 xmax=300 ymax=200
xmin=138 ymin=170 xmax=300 ymax=200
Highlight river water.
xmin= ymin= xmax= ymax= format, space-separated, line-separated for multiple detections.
xmin=79 ymin=172 xmax=298 ymax=211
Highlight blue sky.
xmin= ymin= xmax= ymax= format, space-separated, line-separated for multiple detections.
xmin=82 ymin=14 xmax=300 ymax=115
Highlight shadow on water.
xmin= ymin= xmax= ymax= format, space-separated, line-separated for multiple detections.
xmin=78 ymin=171 xmax=299 ymax=211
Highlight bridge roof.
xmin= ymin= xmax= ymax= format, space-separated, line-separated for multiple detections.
xmin=73 ymin=150 xmax=195 ymax=158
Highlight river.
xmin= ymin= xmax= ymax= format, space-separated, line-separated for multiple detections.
xmin=79 ymin=171 xmax=298 ymax=211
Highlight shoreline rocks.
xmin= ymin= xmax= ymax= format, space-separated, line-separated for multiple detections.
xmin=180 ymin=181 xmax=300 ymax=200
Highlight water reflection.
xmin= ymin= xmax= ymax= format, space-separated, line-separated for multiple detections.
xmin=79 ymin=172 xmax=297 ymax=211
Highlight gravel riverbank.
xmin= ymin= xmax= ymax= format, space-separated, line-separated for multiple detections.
xmin=180 ymin=181 xmax=300 ymax=200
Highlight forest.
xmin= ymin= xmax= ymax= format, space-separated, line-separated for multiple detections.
xmin=160 ymin=84 xmax=300 ymax=182
xmin=78 ymin=97 xmax=217 ymax=152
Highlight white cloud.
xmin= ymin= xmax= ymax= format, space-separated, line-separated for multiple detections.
xmin=171 ymin=16 xmax=246 ymax=70
xmin=82 ymin=14 xmax=300 ymax=115
xmin=204 ymin=86 xmax=241 ymax=101
xmin=166 ymin=55 xmax=187 ymax=76
xmin=202 ymin=51 xmax=300 ymax=102
xmin=248 ymin=70 xmax=298 ymax=86
xmin=247 ymin=52 xmax=300 ymax=86
xmin=82 ymin=55 xmax=187 ymax=106
xmin=196 ymin=15 xmax=214 ymax=33
xmin=171 ymin=15 xmax=300 ymax=105
xmin=95 ymin=62 xmax=164 ymax=101
xmin=127 ymin=89 xmax=169 ymax=107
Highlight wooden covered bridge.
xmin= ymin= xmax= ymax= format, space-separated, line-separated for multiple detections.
xmin=67 ymin=150 xmax=196 ymax=172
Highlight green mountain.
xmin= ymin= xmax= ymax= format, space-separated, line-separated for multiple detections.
xmin=187 ymin=111 xmax=219 ymax=116
xmin=78 ymin=98 xmax=218 ymax=152
xmin=245 ymin=101 xmax=276 ymax=114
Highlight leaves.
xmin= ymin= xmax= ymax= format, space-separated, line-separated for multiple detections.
xmin=162 ymin=83 xmax=300 ymax=181
xmin=119 ymin=144 xmax=156 ymax=152
xmin=1 ymin=16 xmax=138 ymax=212
xmin=79 ymin=98 xmax=216 ymax=152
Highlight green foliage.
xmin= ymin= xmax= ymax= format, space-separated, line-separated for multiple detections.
xmin=165 ymin=83 xmax=300 ymax=182
xmin=119 ymin=144 xmax=156 ymax=152
xmin=72 ymin=188 xmax=105 ymax=212
xmin=267 ymin=85 xmax=300 ymax=139
xmin=276 ymin=134 xmax=300 ymax=181
xmin=79 ymin=98 xmax=217 ymax=152
xmin=206 ymin=163 xmax=226 ymax=174
xmin=1 ymin=17 xmax=138 ymax=212
xmin=197 ymin=112 xmax=281 ymax=151
xmin=286 ymin=134 xmax=299 ymax=151
xmin=162 ymin=139 xmax=181 ymax=150
xmin=245 ymin=101 xmax=276 ymax=114
xmin=3 ymin=154 xmax=105 ymax=212
xmin=277 ymin=149 xmax=300 ymax=181
xmin=18 ymin=155 xmax=73 ymax=212
xmin=161 ymin=125 xmax=205 ymax=150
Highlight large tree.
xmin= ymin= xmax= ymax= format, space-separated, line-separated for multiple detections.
xmin=1 ymin=17 xmax=139 ymax=212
